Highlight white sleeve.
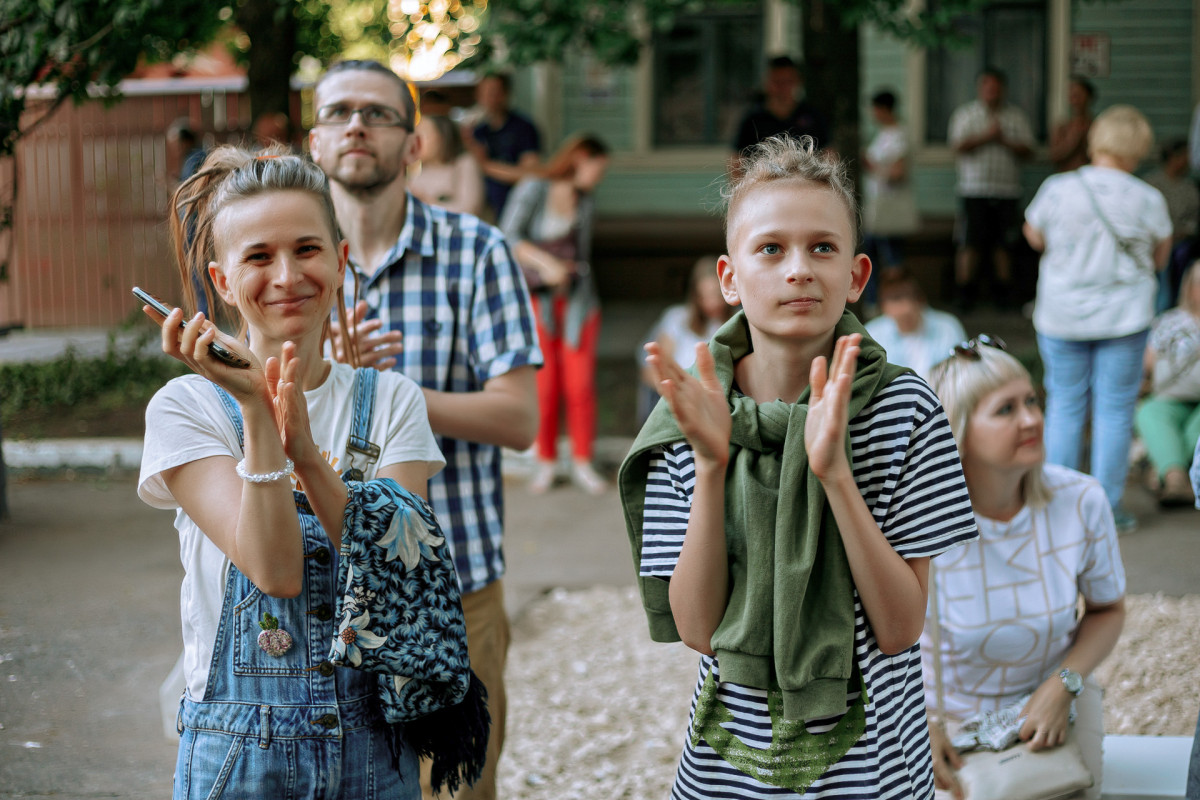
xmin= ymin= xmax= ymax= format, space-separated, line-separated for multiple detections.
xmin=138 ymin=377 xmax=241 ymax=509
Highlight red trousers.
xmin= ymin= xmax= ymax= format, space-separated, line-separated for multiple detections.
xmin=532 ymin=294 xmax=600 ymax=462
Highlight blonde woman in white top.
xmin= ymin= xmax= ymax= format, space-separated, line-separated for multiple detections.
xmin=924 ymin=338 xmax=1127 ymax=800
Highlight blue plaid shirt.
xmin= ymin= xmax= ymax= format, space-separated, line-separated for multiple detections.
xmin=344 ymin=194 xmax=541 ymax=594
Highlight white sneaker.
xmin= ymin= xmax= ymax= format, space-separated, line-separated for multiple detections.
xmin=570 ymin=461 xmax=607 ymax=495
xmin=528 ymin=462 xmax=556 ymax=495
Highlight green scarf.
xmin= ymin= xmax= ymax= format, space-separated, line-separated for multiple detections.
xmin=618 ymin=309 xmax=908 ymax=790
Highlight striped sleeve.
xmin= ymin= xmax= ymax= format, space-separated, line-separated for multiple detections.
xmin=850 ymin=374 xmax=977 ymax=558
xmin=639 ymin=442 xmax=695 ymax=577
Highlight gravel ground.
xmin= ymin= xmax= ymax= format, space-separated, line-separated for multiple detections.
xmin=498 ymin=587 xmax=1200 ymax=800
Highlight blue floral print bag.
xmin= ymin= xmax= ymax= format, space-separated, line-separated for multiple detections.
xmin=334 ymin=478 xmax=490 ymax=796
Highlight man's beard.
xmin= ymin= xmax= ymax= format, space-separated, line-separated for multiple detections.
xmin=330 ymin=160 xmax=401 ymax=199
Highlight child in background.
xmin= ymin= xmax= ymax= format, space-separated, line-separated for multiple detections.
xmin=636 ymin=255 xmax=735 ymax=424
xmin=619 ymin=135 xmax=977 ymax=799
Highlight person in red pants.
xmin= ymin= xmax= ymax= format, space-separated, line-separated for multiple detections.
xmin=500 ymin=134 xmax=610 ymax=494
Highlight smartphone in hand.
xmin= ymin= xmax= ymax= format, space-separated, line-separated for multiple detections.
xmin=132 ymin=286 xmax=251 ymax=368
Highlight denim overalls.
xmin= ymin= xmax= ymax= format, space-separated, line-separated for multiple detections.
xmin=174 ymin=370 xmax=418 ymax=800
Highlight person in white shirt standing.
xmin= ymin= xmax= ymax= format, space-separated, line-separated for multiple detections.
xmin=1023 ymin=105 xmax=1172 ymax=533
xmin=949 ymin=67 xmax=1034 ymax=310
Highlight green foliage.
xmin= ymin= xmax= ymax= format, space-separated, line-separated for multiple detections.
xmin=0 ymin=0 xmax=229 ymax=157
xmin=0 ymin=330 xmax=186 ymax=422
xmin=475 ymin=0 xmax=992 ymax=69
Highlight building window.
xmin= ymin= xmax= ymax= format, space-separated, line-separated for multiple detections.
xmin=925 ymin=0 xmax=1047 ymax=144
xmin=652 ymin=5 xmax=764 ymax=147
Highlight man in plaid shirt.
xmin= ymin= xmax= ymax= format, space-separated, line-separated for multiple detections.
xmin=949 ymin=67 xmax=1034 ymax=310
xmin=310 ymin=60 xmax=541 ymax=800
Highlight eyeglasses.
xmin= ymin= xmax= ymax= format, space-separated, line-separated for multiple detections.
xmin=314 ymin=103 xmax=411 ymax=130
xmin=949 ymin=333 xmax=1008 ymax=361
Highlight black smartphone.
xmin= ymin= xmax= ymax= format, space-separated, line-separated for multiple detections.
xmin=132 ymin=286 xmax=251 ymax=369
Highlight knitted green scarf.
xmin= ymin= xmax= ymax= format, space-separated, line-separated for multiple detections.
xmin=619 ymin=309 xmax=907 ymax=788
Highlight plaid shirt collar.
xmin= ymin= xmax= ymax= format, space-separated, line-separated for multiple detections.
xmin=359 ymin=192 xmax=437 ymax=280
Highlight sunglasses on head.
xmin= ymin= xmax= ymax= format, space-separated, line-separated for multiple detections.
xmin=950 ymin=333 xmax=1008 ymax=361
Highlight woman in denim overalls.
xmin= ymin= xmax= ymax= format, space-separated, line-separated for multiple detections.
xmin=137 ymin=145 xmax=445 ymax=798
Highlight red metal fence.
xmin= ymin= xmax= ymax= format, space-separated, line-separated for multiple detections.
xmin=0 ymin=79 xmax=265 ymax=329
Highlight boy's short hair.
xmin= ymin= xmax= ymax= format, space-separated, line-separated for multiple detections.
xmin=927 ymin=345 xmax=1052 ymax=509
xmin=723 ymin=134 xmax=858 ymax=246
xmin=767 ymin=55 xmax=801 ymax=75
xmin=480 ymin=71 xmax=513 ymax=94
xmin=871 ymin=90 xmax=897 ymax=111
xmin=315 ymin=60 xmax=418 ymax=129
xmin=1088 ymin=104 xmax=1154 ymax=165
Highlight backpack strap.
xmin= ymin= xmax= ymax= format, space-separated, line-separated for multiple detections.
xmin=209 ymin=366 xmax=381 ymax=480
xmin=342 ymin=367 xmax=380 ymax=481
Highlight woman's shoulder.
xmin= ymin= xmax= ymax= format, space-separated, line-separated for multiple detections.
xmin=1040 ymin=462 xmax=1106 ymax=504
xmin=147 ymin=373 xmax=222 ymax=414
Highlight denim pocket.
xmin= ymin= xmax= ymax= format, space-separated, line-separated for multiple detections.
xmin=177 ymin=728 xmax=301 ymax=799
xmin=231 ymin=587 xmax=308 ymax=677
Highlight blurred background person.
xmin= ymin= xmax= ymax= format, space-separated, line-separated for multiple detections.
xmin=729 ymin=55 xmax=830 ymax=178
xmin=470 ymin=72 xmax=541 ymax=221
xmin=499 ymin=134 xmax=610 ymax=495
xmin=1135 ymin=260 xmax=1200 ymax=507
xmin=1144 ymin=138 xmax=1200 ymax=312
xmin=410 ymin=113 xmax=485 ymax=217
xmin=251 ymin=111 xmax=293 ymax=150
xmin=1049 ymin=76 xmax=1096 ymax=173
xmin=949 ymin=67 xmax=1035 ymax=310
xmin=166 ymin=117 xmax=206 ymax=182
xmin=925 ymin=340 xmax=1125 ymax=800
xmin=861 ymin=88 xmax=919 ymax=315
xmin=1024 ymin=104 xmax=1172 ymax=533
xmin=865 ymin=269 xmax=965 ymax=381
xmin=636 ymin=255 xmax=734 ymax=424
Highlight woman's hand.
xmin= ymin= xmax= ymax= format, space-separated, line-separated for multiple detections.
xmin=805 ymin=333 xmax=860 ymax=482
xmin=264 ymin=342 xmax=319 ymax=468
xmin=645 ymin=341 xmax=730 ymax=469
xmin=928 ymin=717 xmax=965 ymax=800
xmin=147 ymin=305 xmax=264 ymax=401
xmin=330 ymin=300 xmax=404 ymax=371
xmin=1018 ymin=676 xmax=1074 ymax=750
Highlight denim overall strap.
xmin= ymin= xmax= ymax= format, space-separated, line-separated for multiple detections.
xmin=343 ymin=368 xmax=380 ymax=481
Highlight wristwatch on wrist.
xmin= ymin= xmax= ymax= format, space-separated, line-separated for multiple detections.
xmin=1059 ymin=668 xmax=1084 ymax=696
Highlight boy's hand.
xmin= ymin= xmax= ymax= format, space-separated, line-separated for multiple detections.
xmin=805 ymin=333 xmax=860 ymax=481
xmin=645 ymin=341 xmax=730 ymax=468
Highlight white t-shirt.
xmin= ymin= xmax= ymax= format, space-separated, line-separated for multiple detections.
xmin=865 ymin=308 xmax=966 ymax=380
xmin=1026 ymin=165 xmax=1171 ymax=340
xmin=923 ymin=463 xmax=1126 ymax=721
xmin=138 ymin=362 xmax=445 ymax=699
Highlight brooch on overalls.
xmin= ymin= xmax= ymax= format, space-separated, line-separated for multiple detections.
xmin=257 ymin=612 xmax=293 ymax=657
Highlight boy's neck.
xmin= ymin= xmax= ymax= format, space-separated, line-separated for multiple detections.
xmin=734 ymin=331 xmax=834 ymax=405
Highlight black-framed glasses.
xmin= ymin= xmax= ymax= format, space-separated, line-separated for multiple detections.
xmin=950 ymin=333 xmax=1008 ymax=361
xmin=314 ymin=103 xmax=411 ymax=130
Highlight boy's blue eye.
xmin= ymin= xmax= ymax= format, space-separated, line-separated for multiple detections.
xmin=812 ymin=242 xmax=835 ymax=254
xmin=761 ymin=243 xmax=782 ymax=255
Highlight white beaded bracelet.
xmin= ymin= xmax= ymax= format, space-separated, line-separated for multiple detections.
xmin=235 ymin=458 xmax=295 ymax=484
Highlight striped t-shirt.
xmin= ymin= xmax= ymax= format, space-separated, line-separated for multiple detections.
xmin=639 ymin=374 xmax=977 ymax=799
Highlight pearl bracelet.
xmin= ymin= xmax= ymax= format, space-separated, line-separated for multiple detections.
xmin=235 ymin=458 xmax=295 ymax=484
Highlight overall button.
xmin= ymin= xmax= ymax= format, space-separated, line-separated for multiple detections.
xmin=314 ymin=713 xmax=339 ymax=729
xmin=317 ymin=661 xmax=335 ymax=677
xmin=308 ymin=604 xmax=333 ymax=622
xmin=308 ymin=547 xmax=331 ymax=565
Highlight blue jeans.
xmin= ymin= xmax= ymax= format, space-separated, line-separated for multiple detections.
xmin=1037 ymin=330 xmax=1149 ymax=511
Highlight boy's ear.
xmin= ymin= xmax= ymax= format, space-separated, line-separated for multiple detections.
xmin=847 ymin=253 xmax=872 ymax=303
xmin=209 ymin=261 xmax=236 ymax=306
xmin=717 ymin=255 xmax=742 ymax=306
